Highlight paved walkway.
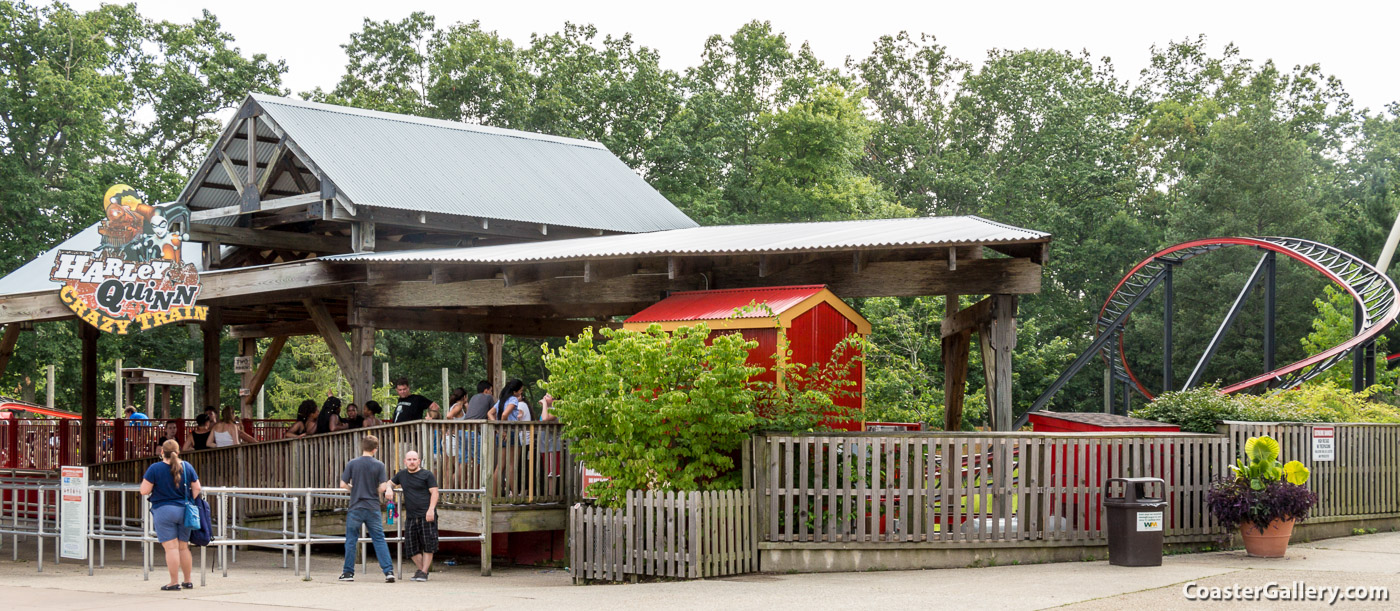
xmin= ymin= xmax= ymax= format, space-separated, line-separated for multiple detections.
xmin=1 ymin=531 xmax=1397 ymax=609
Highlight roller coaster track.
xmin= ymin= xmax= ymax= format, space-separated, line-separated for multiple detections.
xmin=1020 ymin=237 xmax=1399 ymax=427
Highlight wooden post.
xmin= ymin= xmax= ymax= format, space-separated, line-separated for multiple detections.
xmin=145 ymin=380 xmax=155 ymax=415
xmin=0 ymin=324 xmax=19 ymax=381
xmin=441 ymin=367 xmax=449 ymax=409
xmin=978 ymin=295 xmax=1018 ymax=431
xmin=238 ymin=337 xmax=256 ymax=419
xmin=942 ymin=295 xmax=971 ymax=431
xmin=485 ymin=334 xmax=504 ymax=394
xmin=257 ymin=387 xmax=265 ymax=419
xmin=114 ymin=358 xmax=123 ymax=414
xmin=45 ymin=364 xmax=55 ymax=408
xmin=382 ymin=362 xmax=389 ymax=390
xmin=203 ymin=308 xmax=222 ymax=410
xmin=481 ymin=421 xmax=494 ymax=577
xmin=242 ymin=336 xmax=287 ymax=417
xmin=160 ymin=386 xmax=171 ymax=420
xmin=184 ymin=360 xmax=195 ymax=419
xmin=354 ymin=327 xmax=376 ymax=408
xmin=80 ymin=322 xmax=98 ymax=465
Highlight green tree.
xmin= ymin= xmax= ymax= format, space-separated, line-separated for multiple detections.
xmin=542 ymin=325 xmax=759 ymax=507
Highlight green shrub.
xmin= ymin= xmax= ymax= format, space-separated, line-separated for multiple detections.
xmin=542 ymin=324 xmax=761 ymax=507
xmin=1130 ymin=385 xmax=1244 ymax=432
xmin=1133 ymin=381 xmax=1400 ymax=430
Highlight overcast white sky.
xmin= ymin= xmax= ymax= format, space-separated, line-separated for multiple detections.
xmin=62 ymin=0 xmax=1399 ymax=114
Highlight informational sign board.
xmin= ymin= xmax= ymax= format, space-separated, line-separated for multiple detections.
xmin=60 ymin=466 xmax=88 ymax=560
xmin=581 ymin=467 xmax=610 ymax=497
xmin=1136 ymin=510 xmax=1163 ymax=532
xmin=1313 ymin=426 xmax=1335 ymax=462
xmin=233 ymin=356 xmax=253 ymax=373
xmin=49 ymin=184 xmax=205 ymax=334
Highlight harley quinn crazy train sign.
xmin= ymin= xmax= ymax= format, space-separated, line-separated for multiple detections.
xmin=48 ymin=185 xmax=206 ymax=334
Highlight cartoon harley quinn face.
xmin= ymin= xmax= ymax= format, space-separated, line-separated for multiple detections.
xmin=151 ymin=213 xmax=169 ymax=238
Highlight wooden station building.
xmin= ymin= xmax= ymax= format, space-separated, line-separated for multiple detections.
xmin=0 ymin=94 xmax=1052 ymax=464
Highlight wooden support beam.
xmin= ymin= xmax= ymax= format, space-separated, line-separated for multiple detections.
xmin=218 ymin=151 xmax=244 ymax=196
xmin=80 ymin=321 xmax=98 ymax=465
xmin=304 ymin=298 xmax=357 ymax=387
xmin=758 ymin=254 xmax=788 ymax=278
xmin=238 ymin=337 xmax=256 ymax=419
xmin=191 ymin=192 xmax=324 ymax=221
xmin=327 ymin=203 xmax=605 ymax=242
xmin=241 ymin=116 xmax=260 ymax=212
xmin=350 ymin=324 xmax=375 ymax=407
xmin=502 ymin=263 xmax=574 ymax=287
xmin=202 ymin=308 xmax=222 ymax=410
xmin=352 ymin=221 xmax=376 ymax=253
xmin=256 ymin=138 xmax=288 ymax=195
xmin=584 ymin=260 xmax=637 ymax=283
xmin=228 ymin=318 xmax=347 ymax=339
xmin=852 ymin=251 xmax=869 ymax=274
xmin=432 ymin=265 xmax=499 ymax=285
xmin=0 ymin=324 xmax=20 ymax=380
xmin=485 ymin=334 xmax=504 ymax=394
xmin=355 ymin=307 xmax=617 ymax=337
xmin=241 ymin=335 xmax=286 ymax=415
xmin=980 ymin=295 xmax=1018 ymax=431
xmin=668 ymin=256 xmax=712 ymax=280
xmin=713 ymin=257 xmax=1039 ymax=297
xmin=190 ymin=224 xmax=348 ymax=253
xmin=942 ymin=296 xmax=970 ymax=432
xmin=940 ymin=297 xmax=994 ymax=338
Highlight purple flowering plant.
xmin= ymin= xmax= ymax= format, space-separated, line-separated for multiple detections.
xmin=1205 ymin=435 xmax=1318 ymax=534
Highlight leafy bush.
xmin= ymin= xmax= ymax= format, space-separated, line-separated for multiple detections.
xmin=1133 ymin=382 xmax=1400 ymax=431
xmin=542 ymin=324 xmax=761 ymax=507
xmin=751 ymin=333 xmax=863 ymax=433
xmin=1130 ymin=385 xmax=1245 ymax=432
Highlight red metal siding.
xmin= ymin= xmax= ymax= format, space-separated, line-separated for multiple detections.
xmin=789 ymin=303 xmax=864 ymax=431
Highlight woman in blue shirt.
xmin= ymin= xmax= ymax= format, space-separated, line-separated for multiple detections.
xmin=139 ymin=439 xmax=202 ymax=591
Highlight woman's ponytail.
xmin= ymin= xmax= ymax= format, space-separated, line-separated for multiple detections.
xmin=162 ymin=439 xmax=183 ymax=489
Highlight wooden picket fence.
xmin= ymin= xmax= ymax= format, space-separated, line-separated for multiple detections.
xmin=1220 ymin=422 xmax=1400 ymax=520
xmin=756 ymin=432 xmax=1232 ymax=544
xmin=570 ymin=489 xmax=756 ymax=582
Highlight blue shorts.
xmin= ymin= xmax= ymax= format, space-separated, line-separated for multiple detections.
xmin=152 ymin=504 xmax=191 ymax=543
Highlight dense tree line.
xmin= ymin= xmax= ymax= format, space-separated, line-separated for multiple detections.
xmin=2 ymin=2 xmax=1397 ymax=423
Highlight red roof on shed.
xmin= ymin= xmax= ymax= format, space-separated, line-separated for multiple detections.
xmin=627 ymin=285 xmax=828 ymax=323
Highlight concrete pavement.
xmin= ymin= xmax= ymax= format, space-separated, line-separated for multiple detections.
xmin=1 ymin=530 xmax=1396 ymax=609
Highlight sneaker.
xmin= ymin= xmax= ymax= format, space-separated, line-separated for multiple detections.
xmin=384 ymin=573 xmax=396 ymax=583
xmin=411 ymin=570 xmax=427 ymax=582
xmin=338 ymin=572 xmax=354 ymax=582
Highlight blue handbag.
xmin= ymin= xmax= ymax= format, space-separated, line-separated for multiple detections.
xmin=182 ymin=463 xmax=201 ymax=529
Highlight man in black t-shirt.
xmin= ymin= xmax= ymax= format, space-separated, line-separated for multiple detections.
xmin=391 ymin=450 xmax=439 ymax=581
xmin=391 ymin=377 xmax=438 ymax=423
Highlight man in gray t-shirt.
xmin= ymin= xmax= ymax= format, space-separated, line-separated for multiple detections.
xmin=465 ymin=380 xmax=495 ymax=420
xmin=339 ymin=435 xmax=395 ymax=582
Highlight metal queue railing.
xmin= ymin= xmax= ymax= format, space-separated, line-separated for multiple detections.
xmin=1 ymin=476 xmax=488 ymax=581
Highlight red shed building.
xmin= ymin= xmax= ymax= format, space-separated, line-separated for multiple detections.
xmin=623 ymin=285 xmax=870 ymax=430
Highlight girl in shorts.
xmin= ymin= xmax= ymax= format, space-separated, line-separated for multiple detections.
xmin=140 ymin=439 xmax=203 ymax=591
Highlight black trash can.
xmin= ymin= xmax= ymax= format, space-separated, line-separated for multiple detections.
xmin=1104 ymin=477 xmax=1167 ymax=567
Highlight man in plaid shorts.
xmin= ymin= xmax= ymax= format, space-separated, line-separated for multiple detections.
xmin=391 ymin=450 xmax=440 ymax=581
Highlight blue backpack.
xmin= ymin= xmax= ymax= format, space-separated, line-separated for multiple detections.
xmin=184 ymin=463 xmax=213 ymax=547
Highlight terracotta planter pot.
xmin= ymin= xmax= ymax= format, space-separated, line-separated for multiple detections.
xmin=1240 ymin=519 xmax=1295 ymax=557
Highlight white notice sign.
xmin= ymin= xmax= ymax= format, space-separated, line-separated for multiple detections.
xmin=60 ymin=466 xmax=88 ymax=560
xmin=1313 ymin=426 xmax=1335 ymax=462
xmin=1136 ymin=510 xmax=1163 ymax=532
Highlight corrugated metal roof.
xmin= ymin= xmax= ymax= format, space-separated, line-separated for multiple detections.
xmin=244 ymin=94 xmax=698 ymax=233
xmin=325 ymin=215 xmax=1049 ymax=264
xmin=626 ymin=285 xmax=827 ymax=323
xmin=0 ymin=222 xmax=205 ymax=299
